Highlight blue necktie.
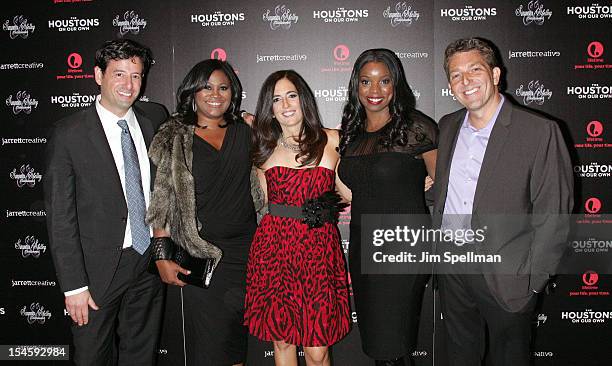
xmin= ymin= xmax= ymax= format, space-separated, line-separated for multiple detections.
xmin=117 ymin=119 xmax=150 ymax=255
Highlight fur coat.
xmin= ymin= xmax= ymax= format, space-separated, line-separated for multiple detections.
xmin=145 ymin=116 xmax=266 ymax=268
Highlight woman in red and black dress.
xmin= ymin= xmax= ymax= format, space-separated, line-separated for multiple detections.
xmin=245 ymin=70 xmax=350 ymax=366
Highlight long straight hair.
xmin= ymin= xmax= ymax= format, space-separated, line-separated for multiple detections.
xmin=252 ymin=70 xmax=327 ymax=168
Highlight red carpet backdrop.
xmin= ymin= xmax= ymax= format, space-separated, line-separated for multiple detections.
xmin=1 ymin=1 xmax=610 ymax=365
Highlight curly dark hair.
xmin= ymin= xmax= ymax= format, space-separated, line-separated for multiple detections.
xmin=175 ymin=59 xmax=243 ymax=126
xmin=251 ymin=70 xmax=327 ymax=168
xmin=95 ymin=38 xmax=153 ymax=75
xmin=338 ymin=48 xmax=417 ymax=156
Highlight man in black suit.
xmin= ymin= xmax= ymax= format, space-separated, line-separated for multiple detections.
xmin=44 ymin=39 xmax=167 ymax=365
xmin=432 ymin=38 xmax=573 ymax=365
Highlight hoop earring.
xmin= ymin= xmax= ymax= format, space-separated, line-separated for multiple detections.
xmin=192 ymin=99 xmax=197 ymax=112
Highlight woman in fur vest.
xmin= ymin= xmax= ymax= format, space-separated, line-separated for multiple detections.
xmin=146 ymin=59 xmax=264 ymax=366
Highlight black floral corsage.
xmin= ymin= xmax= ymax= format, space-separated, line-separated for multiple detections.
xmin=301 ymin=191 xmax=349 ymax=228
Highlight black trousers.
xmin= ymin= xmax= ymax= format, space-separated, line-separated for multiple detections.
xmin=438 ymin=273 xmax=536 ymax=366
xmin=71 ymin=247 xmax=163 ymax=366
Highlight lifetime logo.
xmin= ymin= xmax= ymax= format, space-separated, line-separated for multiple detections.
xmin=587 ymin=120 xmax=604 ymax=137
xmin=210 ymin=48 xmax=227 ymax=61
xmin=333 ymin=44 xmax=349 ymax=61
xmin=57 ymin=52 xmax=92 ymax=80
xmin=584 ymin=197 xmax=602 ymax=214
xmin=582 ymin=270 xmax=599 ymax=286
xmin=67 ymin=52 xmax=82 ymax=69
xmin=576 ymin=41 xmax=610 ymax=70
xmin=588 ymin=41 xmax=604 ymax=58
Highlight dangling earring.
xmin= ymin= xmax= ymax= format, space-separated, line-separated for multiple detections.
xmin=192 ymin=99 xmax=197 ymax=112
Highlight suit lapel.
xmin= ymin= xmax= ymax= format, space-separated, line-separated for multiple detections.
xmin=133 ymin=106 xmax=157 ymax=191
xmin=134 ymin=108 xmax=154 ymax=148
xmin=435 ymin=110 xmax=465 ymax=212
xmin=472 ymin=99 xmax=513 ymax=212
xmin=85 ymin=106 xmax=127 ymax=211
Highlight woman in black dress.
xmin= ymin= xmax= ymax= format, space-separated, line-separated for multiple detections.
xmin=336 ymin=49 xmax=438 ymax=366
xmin=146 ymin=59 xmax=263 ymax=366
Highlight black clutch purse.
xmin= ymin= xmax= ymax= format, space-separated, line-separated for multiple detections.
xmin=173 ymin=246 xmax=215 ymax=288
xmin=147 ymin=237 xmax=215 ymax=288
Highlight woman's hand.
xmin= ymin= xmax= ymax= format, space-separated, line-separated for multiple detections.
xmin=424 ymin=175 xmax=434 ymax=192
xmin=155 ymin=260 xmax=190 ymax=287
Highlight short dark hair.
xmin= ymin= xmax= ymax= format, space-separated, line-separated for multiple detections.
xmin=251 ymin=70 xmax=326 ymax=168
xmin=443 ymin=38 xmax=499 ymax=80
xmin=94 ymin=39 xmax=153 ymax=75
xmin=175 ymin=59 xmax=243 ymax=125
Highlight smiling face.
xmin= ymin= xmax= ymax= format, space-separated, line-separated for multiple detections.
xmin=194 ymin=69 xmax=232 ymax=123
xmin=447 ymin=50 xmax=501 ymax=119
xmin=94 ymin=57 xmax=143 ymax=117
xmin=358 ymin=61 xmax=394 ymax=117
xmin=272 ymin=78 xmax=303 ymax=129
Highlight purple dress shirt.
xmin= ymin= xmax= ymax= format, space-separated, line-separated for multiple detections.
xmin=442 ymin=95 xmax=505 ymax=234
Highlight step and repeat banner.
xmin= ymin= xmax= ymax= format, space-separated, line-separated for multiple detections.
xmin=1 ymin=1 xmax=610 ymax=365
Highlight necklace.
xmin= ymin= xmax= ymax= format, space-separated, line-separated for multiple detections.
xmin=278 ymin=136 xmax=301 ymax=152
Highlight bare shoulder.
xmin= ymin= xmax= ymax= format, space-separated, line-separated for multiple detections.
xmin=321 ymin=128 xmax=340 ymax=166
xmin=323 ymin=128 xmax=340 ymax=145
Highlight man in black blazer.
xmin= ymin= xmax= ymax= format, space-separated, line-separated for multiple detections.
xmin=432 ymin=38 xmax=573 ymax=365
xmin=44 ymin=39 xmax=167 ymax=365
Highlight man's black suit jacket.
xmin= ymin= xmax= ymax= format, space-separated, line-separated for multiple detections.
xmin=44 ymin=101 xmax=167 ymax=304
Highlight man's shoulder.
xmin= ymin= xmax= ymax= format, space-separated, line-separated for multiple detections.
xmin=508 ymin=101 xmax=553 ymax=123
xmin=505 ymin=99 xmax=558 ymax=133
xmin=133 ymin=101 xmax=169 ymax=126
xmin=438 ymin=108 xmax=466 ymax=128
xmin=52 ymin=106 xmax=96 ymax=135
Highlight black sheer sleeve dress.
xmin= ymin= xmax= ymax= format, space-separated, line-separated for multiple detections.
xmin=337 ymin=111 xmax=438 ymax=359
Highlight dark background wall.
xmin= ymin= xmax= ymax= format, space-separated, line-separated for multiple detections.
xmin=1 ymin=1 xmax=610 ymax=365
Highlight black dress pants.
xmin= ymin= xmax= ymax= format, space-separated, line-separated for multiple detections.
xmin=71 ymin=247 xmax=163 ymax=366
xmin=438 ymin=273 xmax=536 ymax=366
